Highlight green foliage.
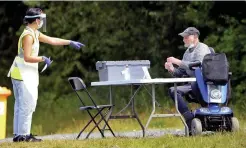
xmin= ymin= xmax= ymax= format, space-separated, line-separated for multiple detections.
xmin=1 ymin=1 xmax=246 ymax=136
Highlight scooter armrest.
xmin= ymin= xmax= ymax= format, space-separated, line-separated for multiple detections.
xmin=189 ymin=61 xmax=201 ymax=70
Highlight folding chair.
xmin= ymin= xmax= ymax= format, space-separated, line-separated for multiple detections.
xmin=68 ymin=77 xmax=115 ymax=139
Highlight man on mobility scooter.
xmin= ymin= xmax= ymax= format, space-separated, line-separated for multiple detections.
xmin=164 ymin=27 xmax=239 ymax=136
xmin=164 ymin=27 xmax=210 ymax=135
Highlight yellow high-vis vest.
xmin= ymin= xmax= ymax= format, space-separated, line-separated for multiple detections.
xmin=8 ymin=27 xmax=40 ymax=80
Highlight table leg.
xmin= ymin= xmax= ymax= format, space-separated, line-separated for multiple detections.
xmin=109 ymin=85 xmax=113 ymax=115
xmin=145 ymin=84 xmax=155 ymax=131
xmin=143 ymin=85 xmax=161 ymax=107
xmin=131 ymin=85 xmax=145 ymax=137
xmin=174 ymin=83 xmax=189 ymax=136
xmin=108 ymin=85 xmax=144 ymax=136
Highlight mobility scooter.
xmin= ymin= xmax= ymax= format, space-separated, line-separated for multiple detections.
xmin=187 ymin=50 xmax=239 ymax=136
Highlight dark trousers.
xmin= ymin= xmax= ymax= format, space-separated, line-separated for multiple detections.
xmin=168 ymin=82 xmax=200 ymax=121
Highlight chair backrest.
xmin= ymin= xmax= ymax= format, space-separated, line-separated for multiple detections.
xmin=68 ymin=77 xmax=86 ymax=91
xmin=68 ymin=77 xmax=98 ymax=107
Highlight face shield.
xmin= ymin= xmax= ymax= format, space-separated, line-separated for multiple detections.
xmin=24 ymin=13 xmax=47 ymax=32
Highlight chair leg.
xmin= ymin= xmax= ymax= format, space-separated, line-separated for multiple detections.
xmin=87 ymin=107 xmax=115 ymax=138
xmin=99 ymin=107 xmax=115 ymax=137
xmin=87 ymin=109 xmax=106 ymax=138
xmin=76 ymin=118 xmax=94 ymax=139
xmin=76 ymin=108 xmax=105 ymax=139
xmin=85 ymin=108 xmax=108 ymax=139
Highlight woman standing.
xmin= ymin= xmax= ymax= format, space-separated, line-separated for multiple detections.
xmin=7 ymin=8 xmax=84 ymax=142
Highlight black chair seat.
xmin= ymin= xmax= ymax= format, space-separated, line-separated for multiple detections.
xmin=79 ymin=105 xmax=113 ymax=110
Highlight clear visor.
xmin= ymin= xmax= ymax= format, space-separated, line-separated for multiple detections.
xmin=25 ymin=14 xmax=47 ymax=32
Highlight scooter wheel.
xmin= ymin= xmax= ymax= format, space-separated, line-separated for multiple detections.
xmin=231 ymin=117 xmax=239 ymax=132
xmin=191 ymin=118 xmax=202 ymax=136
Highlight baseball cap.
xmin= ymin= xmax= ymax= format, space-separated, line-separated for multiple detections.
xmin=178 ymin=27 xmax=200 ymax=37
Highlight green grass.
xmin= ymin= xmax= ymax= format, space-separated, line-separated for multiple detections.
xmin=5 ymin=93 xmax=246 ymax=136
xmin=42 ymin=115 xmax=185 ymax=134
xmin=2 ymin=114 xmax=246 ymax=148
xmin=1 ymin=130 xmax=246 ymax=148
xmin=4 ymin=86 xmax=246 ymax=147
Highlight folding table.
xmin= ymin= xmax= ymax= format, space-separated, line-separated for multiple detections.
xmin=91 ymin=78 xmax=196 ymax=137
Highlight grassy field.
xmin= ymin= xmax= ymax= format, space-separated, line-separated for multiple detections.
xmin=1 ymin=130 xmax=246 ymax=148
xmin=3 ymin=86 xmax=246 ymax=147
xmin=1 ymin=116 xmax=246 ymax=148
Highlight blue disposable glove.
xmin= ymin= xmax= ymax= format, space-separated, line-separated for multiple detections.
xmin=69 ymin=41 xmax=85 ymax=50
xmin=42 ymin=56 xmax=52 ymax=67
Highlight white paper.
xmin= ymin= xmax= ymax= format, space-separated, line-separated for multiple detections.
xmin=142 ymin=66 xmax=151 ymax=79
xmin=40 ymin=60 xmax=53 ymax=73
xmin=41 ymin=64 xmax=47 ymax=73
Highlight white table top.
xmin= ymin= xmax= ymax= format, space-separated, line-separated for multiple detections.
xmin=91 ymin=78 xmax=196 ymax=86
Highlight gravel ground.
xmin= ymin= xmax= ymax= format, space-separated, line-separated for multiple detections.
xmin=0 ymin=129 xmax=187 ymax=143
xmin=1 ymin=128 xmax=243 ymax=143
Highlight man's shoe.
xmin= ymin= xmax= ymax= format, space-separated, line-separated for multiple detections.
xmin=182 ymin=111 xmax=194 ymax=136
xmin=187 ymin=120 xmax=193 ymax=136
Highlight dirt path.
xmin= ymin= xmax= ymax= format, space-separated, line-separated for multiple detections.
xmin=0 ymin=129 xmax=185 ymax=143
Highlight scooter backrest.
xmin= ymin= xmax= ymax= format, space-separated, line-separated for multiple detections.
xmin=202 ymin=53 xmax=229 ymax=85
